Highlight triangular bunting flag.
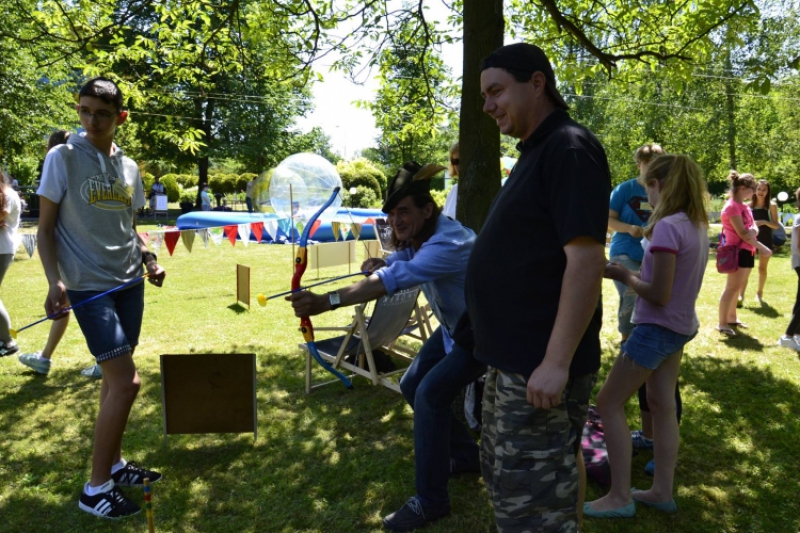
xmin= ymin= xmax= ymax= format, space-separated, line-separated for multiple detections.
xmin=264 ymin=220 xmax=279 ymax=241
xmin=224 ymin=225 xmax=238 ymax=246
xmin=251 ymin=222 xmax=263 ymax=243
xmin=164 ymin=230 xmax=180 ymax=256
xmin=331 ymin=222 xmax=341 ymax=242
xmin=209 ymin=227 xmax=224 ymax=246
xmin=277 ymin=218 xmax=292 ymax=239
xmin=181 ymin=229 xmax=195 ymax=253
xmin=340 ymin=223 xmax=350 ymax=241
xmin=22 ymin=234 xmax=37 ymax=258
xmin=147 ymin=231 xmax=163 ymax=254
xmin=198 ymin=228 xmax=209 ymax=248
xmin=351 ymin=223 xmax=362 ymax=240
xmin=238 ymin=224 xmax=250 ymax=247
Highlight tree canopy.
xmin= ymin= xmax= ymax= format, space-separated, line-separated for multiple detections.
xmin=1 ymin=0 xmax=798 ymax=226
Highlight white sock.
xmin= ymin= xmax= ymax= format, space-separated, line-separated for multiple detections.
xmin=84 ymin=479 xmax=114 ymax=496
xmin=111 ymin=458 xmax=127 ymax=474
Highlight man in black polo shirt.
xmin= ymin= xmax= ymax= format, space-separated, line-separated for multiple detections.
xmin=466 ymin=43 xmax=610 ymax=532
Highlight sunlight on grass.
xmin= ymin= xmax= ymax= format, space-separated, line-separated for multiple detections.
xmin=1 ymin=221 xmax=799 ymax=532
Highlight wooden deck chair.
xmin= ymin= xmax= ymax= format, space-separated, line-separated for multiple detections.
xmin=387 ymin=299 xmax=435 ymax=358
xmin=299 ymin=287 xmax=421 ymax=394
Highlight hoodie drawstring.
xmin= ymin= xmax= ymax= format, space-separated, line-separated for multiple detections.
xmin=96 ymin=152 xmax=107 ymax=176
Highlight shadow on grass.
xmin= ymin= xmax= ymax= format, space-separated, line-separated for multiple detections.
xmin=746 ymin=301 xmax=781 ymax=318
xmin=227 ymin=303 xmax=249 ymax=314
xmin=0 ymin=344 xmax=494 ymax=532
xmin=675 ymin=356 xmax=800 ymax=532
xmin=585 ymin=341 xmax=800 ymax=533
xmin=125 ymin=349 xmax=436 ymax=532
xmin=715 ymin=329 xmax=764 ymax=351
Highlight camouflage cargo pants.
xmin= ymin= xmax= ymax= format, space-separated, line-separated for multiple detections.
xmin=481 ymin=368 xmax=595 ymax=533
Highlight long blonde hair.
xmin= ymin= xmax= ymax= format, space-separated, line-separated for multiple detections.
xmin=639 ymin=154 xmax=708 ymax=239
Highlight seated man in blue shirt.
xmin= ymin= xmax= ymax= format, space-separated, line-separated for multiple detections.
xmin=288 ymin=161 xmax=486 ymax=532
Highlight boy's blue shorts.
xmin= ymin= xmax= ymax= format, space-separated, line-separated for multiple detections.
xmin=67 ymin=281 xmax=144 ymax=363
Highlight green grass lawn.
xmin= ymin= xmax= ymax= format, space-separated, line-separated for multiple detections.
xmin=1 ymin=219 xmax=799 ymax=532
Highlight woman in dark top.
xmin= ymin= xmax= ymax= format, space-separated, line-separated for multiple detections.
xmin=742 ymin=179 xmax=779 ymax=304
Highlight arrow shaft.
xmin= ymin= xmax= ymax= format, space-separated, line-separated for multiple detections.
xmin=14 ymin=274 xmax=148 ymax=335
xmin=268 ymin=271 xmax=369 ymax=300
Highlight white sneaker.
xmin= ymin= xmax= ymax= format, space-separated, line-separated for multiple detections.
xmin=18 ymin=352 xmax=51 ymax=375
xmin=80 ymin=364 xmax=103 ymax=379
xmin=778 ymin=336 xmax=799 ymax=350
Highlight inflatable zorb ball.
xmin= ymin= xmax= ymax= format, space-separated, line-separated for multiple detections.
xmin=269 ymin=153 xmax=343 ymax=224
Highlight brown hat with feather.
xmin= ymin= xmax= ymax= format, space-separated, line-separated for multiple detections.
xmin=382 ymin=161 xmax=446 ymax=213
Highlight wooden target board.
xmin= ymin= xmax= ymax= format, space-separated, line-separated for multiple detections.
xmin=159 ymin=353 xmax=257 ymax=445
xmin=236 ymin=263 xmax=250 ymax=307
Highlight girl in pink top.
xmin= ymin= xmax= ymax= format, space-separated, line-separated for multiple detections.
xmin=717 ymin=172 xmax=772 ymax=336
xmin=585 ymin=154 xmax=709 ymax=518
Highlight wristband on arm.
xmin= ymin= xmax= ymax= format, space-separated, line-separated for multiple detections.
xmin=142 ymin=251 xmax=157 ymax=265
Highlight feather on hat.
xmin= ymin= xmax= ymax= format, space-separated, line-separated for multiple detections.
xmin=382 ymin=161 xmax=446 ymax=213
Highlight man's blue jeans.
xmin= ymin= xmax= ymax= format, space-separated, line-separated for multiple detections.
xmin=399 ymin=327 xmax=487 ymax=505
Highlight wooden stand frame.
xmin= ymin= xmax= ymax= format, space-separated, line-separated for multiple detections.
xmin=387 ymin=301 xmax=434 ymax=357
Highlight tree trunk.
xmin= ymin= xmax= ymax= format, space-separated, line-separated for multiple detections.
xmin=458 ymin=0 xmax=504 ymax=232
xmin=195 ymin=98 xmax=214 ymax=208
xmin=724 ymin=42 xmax=737 ymax=170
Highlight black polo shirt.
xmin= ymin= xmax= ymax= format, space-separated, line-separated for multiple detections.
xmin=465 ymin=109 xmax=610 ymax=377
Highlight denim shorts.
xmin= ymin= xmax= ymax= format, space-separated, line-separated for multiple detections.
xmin=623 ymin=323 xmax=695 ymax=370
xmin=66 ymin=281 xmax=145 ymax=363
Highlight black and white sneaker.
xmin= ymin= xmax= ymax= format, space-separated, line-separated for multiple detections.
xmin=79 ymin=485 xmax=141 ymax=519
xmin=112 ymin=461 xmax=162 ymax=487
xmin=0 ymin=340 xmax=19 ymax=357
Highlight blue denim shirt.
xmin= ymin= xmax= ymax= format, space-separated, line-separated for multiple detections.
xmin=375 ymin=214 xmax=475 ymax=353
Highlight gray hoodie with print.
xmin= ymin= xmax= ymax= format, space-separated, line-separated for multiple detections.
xmin=38 ymin=133 xmax=145 ymax=292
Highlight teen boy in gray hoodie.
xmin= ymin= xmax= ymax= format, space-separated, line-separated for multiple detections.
xmin=37 ymin=77 xmax=166 ymax=519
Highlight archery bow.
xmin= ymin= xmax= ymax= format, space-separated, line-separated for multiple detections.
xmin=294 ymin=187 xmax=354 ymax=389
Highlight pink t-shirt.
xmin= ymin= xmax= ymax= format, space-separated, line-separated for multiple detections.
xmin=720 ymin=199 xmax=755 ymax=252
xmin=632 ymin=212 xmax=710 ymax=335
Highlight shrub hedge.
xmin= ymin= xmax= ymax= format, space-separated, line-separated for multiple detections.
xmin=337 ymin=158 xmax=386 ymax=206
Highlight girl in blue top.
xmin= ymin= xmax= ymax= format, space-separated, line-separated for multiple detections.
xmin=607 ymin=144 xmax=663 ymax=341
xmin=609 ymin=145 xmax=681 ymax=466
